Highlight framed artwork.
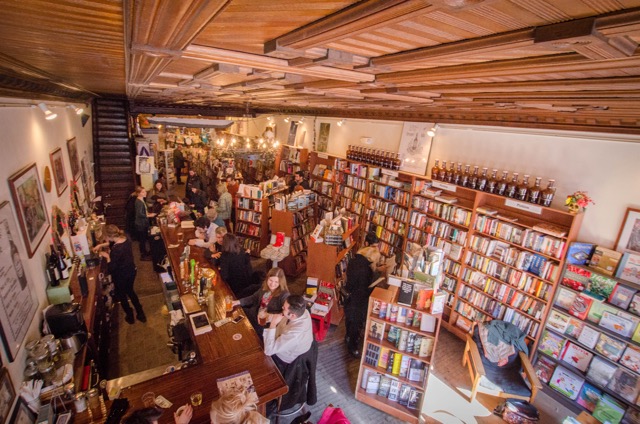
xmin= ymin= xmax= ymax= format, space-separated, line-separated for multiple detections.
xmin=0 ymin=202 xmax=38 ymax=362
xmin=55 ymin=412 xmax=72 ymax=424
xmin=8 ymin=164 xmax=49 ymax=258
xmin=615 ymin=208 xmax=640 ymax=253
xmin=8 ymin=397 xmax=35 ymax=424
xmin=0 ymin=368 xmax=15 ymax=424
xmin=49 ymin=148 xmax=68 ymax=196
xmin=80 ymin=155 xmax=95 ymax=202
xmin=398 ymin=122 xmax=433 ymax=175
xmin=287 ymin=122 xmax=299 ymax=146
xmin=317 ymin=123 xmax=330 ymax=152
xmin=66 ymin=137 xmax=81 ymax=179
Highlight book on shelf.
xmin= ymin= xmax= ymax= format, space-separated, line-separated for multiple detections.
xmin=592 ymin=394 xmax=626 ymax=424
xmin=377 ymin=347 xmax=390 ymax=369
xmin=586 ymin=274 xmax=618 ymax=301
xmin=587 ymin=356 xmax=618 ymax=387
xmin=576 ymin=325 xmax=600 ymax=350
xmin=609 ymin=284 xmax=637 ymax=310
xmin=620 ymin=344 xmax=640 ymax=373
xmin=589 ymin=246 xmax=623 ymax=276
xmin=630 ymin=293 xmax=640 ymax=317
xmin=420 ymin=314 xmax=437 ymax=333
xmin=408 ymin=359 xmax=426 ymax=383
xmin=387 ymin=325 xmax=401 ymax=345
xmin=387 ymin=380 xmax=401 ymax=402
xmin=397 ymin=280 xmax=415 ymax=306
xmin=568 ymin=293 xmax=595 ymax=320
xmin=407 ymin=388 xmax=422 ymax=410
xmin=455 ymin=315 xmax=473 ymax=333
xmin=397 ymin=384 xmax=412 ymax=406
xmin=217 ymin=371 xmax=258 ymax=403
xmin=576 ymin=382 xmax=602 ymax=413
xmin=534 ymin=356 xmax=556 ymax=384
xmin=496 ymin=213 xmax=518 ymax=222
xmin=586 ymin=298 xmax=614 ymax=324
xmin=377 ymin=376 xmax=392 ymax=398
xmin=555 ymin=287 xmax=578 ymax=310
xmin=560 ymin=341 xmax=593 ymax=372
xmin=547 ymin=310 xmax=571 ymax=333
xmin=599 ymin=311 xmax=637 ymax=338
xmin=365 ymin=373 xmax=381 ymax=394
xmin=595 ymin=333 xmax=626 ymax=362
xmin=364 ymin=343 xmax=381 ymax=367
xmin=475 ymin=206 xmax=498 ymax=216
xmin=189 ymin=311 xmax=212 ymax=335
xmin=624 ymin=409 xmax=640 ymax=424
xmin=549 ymin=366 xmax=584 ymax=400
xmin=562 ymin=265 xmax=590 ymax=292
xmin=565 ymin=317 xmax=585 ymax=340
xmin=539 ymin=330 xmax=566 ymax=359
xmin=532 ymin=222 xmax=568 ymax=238
xmin=368 ymin=320 xmax=385 ymax=341
xmin=419 ymin=337 xmax=435 ymax=358
xmin=567 ymin=242 xmax=596 ymax=265
xmin=607 ymin=367 xmax=640 ymax=404
xmin=616 ymin=251 xmax=640 ymax=285
xmin=434 ymin=195 xmax=457 ymax=204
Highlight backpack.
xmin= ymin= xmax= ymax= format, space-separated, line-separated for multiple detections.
xmin=493 ymin=399 xmax=539 ymax=424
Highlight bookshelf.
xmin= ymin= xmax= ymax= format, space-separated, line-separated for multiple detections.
xmin=355 ymin=286 xmax=441 ymax=424
xmin=307 ymin=223 xmax=360 ymax=325
xmin=308 ymin=152 xmax=337 ymax=217
xmin=532 ymin=253 xmax=640 ymax=419
xmin=235 ymin=194 xmax=270 ymax=257
xmin=335 ymin=161 xmax=372 ymax=225
xmin=157 ymin=149 xmax=176 ymax=189
xmin=270 ymin=204 xmax=318 ymax=277
xmin=275 ymin=145 xmax=309 ymax=178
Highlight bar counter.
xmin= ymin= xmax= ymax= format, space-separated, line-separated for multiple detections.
xmin=80 ymin=224 xmax=287 ymax=423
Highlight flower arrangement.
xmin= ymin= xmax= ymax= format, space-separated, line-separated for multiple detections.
xmin=565 ymin=191 xmax=595 ymax=213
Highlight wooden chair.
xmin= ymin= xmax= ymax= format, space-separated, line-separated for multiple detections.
xmin=461 ymin=323 xmax=541 ymax=403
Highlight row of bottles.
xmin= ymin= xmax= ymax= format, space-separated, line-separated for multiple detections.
xmin=346 ymin=145 xmax=401 ymax=170
xmin=430 ymin=160 xmax=556 ymax=206
xmin=46 ymin=241 xmax=72 ymax=287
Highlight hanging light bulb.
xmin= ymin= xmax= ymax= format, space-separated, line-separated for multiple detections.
xmin=37 ymin=103 xmax=57 ymax=120
xmin=274 ymin=140 xmax=280 ymax=147
xmin=337 ymin=118 xmax=346 ymax=127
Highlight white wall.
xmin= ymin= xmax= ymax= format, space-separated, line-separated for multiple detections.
xmin=0 ymin=99 xmax=93 ymax=392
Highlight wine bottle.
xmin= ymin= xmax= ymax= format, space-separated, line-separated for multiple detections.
xmin=469 ymin=166 xmax=479 ymax=190
xmin=460 ymin=165 xmax=471 ymax=187
xmin=496 ymin=171 xmax=509 ymax=196
xmin=516 ymin=174 xmax=531 ymax=201
xmin=438 ymin=160 xmax=447 ymax=181
xmin=346 ymin=145 xmax=352 ymax=160
xmin=477 ymin=167 xmax=489 ymax=191
xmin=540 ymin=179 xmax=556 ymax=207
xmin=393 ymin=153 xmax=401 ymax=171
xmin=431 ymin=160 xmax=440 ymax=180
xmin=486 ymin=169 xmax=499 ymax=194
xmin=505 ymin=172 xmax=519 ymax=198
xmin=452 ymin=163 xmax=462 ymax=186
xmin=527 ymin=177 xmax=542 ymax=204
xmin=445 ymin=162 xmax=455 ymax=183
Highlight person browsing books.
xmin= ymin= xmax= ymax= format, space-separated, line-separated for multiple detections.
xmin=344 ymin=246 xmax=381 ymax=357
xmin=263 ymin=295 xmax=313 ymax=369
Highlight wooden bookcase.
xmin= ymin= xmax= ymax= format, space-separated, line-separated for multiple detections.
xmin=307 ymin=223 xmax=360 ymax=325
xmin=533 ymin=257 xmax=640 ymax=417
xmin=275 ymin=145 xmax=309 ymax=178
xmin=308 ymin=151 xmax=338 ymax=216
xmin=234 ymin=195 xmax=270 ymax=257
xmin=355 ymin=286 xmax=442 ymax=423
xmin=270 ymin=204 xmax=318 ymax=277
xmin=335 ymin=162 xmax=369 ymax=224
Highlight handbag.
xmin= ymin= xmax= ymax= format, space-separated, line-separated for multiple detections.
xmin=493 ymin=399 xmax=539 ymax=424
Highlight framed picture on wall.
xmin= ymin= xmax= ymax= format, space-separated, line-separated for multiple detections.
xmin=66 ymin=137 xmax=81 ymax=179
xmin=287 ymin=121 xmax=299 ymax=146
xmin=615 ymin=208 xmax=640 ymax=254
xmin=317 ymin=123 xmax=330 ymax=152
xmin=8 ymin=397 xmax=35 ymax=424
xmin=0 ymin=201 xmax=38 ymax=362
xmin=49 ymin=147 xmax=68 ymax=196
xmin=8 ymin=163 xmax=50 ymax=258
xmin=0 ymin=368 xmax=15 ymax=424
xmin=398 ymin=122 xmax=433 ymax=175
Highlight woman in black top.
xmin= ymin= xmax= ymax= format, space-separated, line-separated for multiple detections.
xmin=97 ymin=225 xmax=146 ymax=324
xmin=218 ymin=233 xmax=254 ymax=297
xmin=133 ymin=186 xmax=153 ymax=260
xmin=344 ymin=246 xmax=380 ymax=357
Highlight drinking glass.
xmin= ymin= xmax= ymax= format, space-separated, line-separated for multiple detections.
xmin=142 ymin=392 xmax=156 ymax=408
xmin=257 ymin=308 xmax=268 ymax=326
xmin=225 ymin=296 xmax=233 ymax=312
xmin=190 ymin=391 xmax=203 ymax=406
xmin=177 ymin=232 xmax=184 ymax=243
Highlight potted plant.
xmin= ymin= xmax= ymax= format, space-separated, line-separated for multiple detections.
xmin=565 ymin=191 xmax=595 ymax=214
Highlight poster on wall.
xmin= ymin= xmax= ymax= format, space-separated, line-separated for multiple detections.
xmin=81 ymin=156 xmax=95 ymax=201
xmin=66 ymin=137 xmax=81 ymax=179
xmin=287 ymin=122 xmax=299 ymax=146
xmin=317 ymin=123 xmax=330 ymax=152
xmin=8 ymin=163 xmax=49 ymax=258
xmin=0 ymin=201 xmax=38 ymax=361
xmin=398 ymin=122 xmax=432 ymax=175
xmin=49 ymin=148 xmax=68 ymax=197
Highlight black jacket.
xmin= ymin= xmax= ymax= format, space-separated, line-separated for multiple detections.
xmin=345 ymin=253 xmax=375 ymax=310
xmin=277 ymin=340 xmax=318 ymax=411
xmin=108 ymin=238 xmax=136 ymax=283
xmin=218 ymin=251 xmax=253 ymax=296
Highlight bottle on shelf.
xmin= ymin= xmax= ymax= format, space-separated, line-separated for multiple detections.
xmin=477 ymin=167 xmax=489 ymax=191
xmin=469 ymin=165 xmax=479 ymax=190
xmin=496 ymin=170 xmax=509 ymax=196
xmin=431 ymin=160 xmax=440 ymax=181
xmin=505 ymin=172 xmax=519 ymax=198
xmin=452 ymin=163 xmax=462 ymax=186
xmin=438 ymin=160 xmax=447 ymax=181
xmin=527 ymin=177 xmax=542 ymax=204
xmin=346 ymin=145 xmax=352 ymax=160
xmin=393 ymin=153 xmax=401 ymax=170
xmin=516 ymin=174 xmax=531 ymax=201
xmin=460 ymin=164 xmax=471 ymax=187
xmin=385 ymin=151 xmax=393 ymax=169
xmin=486 ymin=169 xmax=499 ymax=193
xmin=445 ymin=162 xmax=455 ymax=183
xmin=540 ymin=179 xmax=556 ymax=207
xmin=47 ymin=246 xmax=61 ymax=286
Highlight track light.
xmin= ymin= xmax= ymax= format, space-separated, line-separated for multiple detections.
xmin=298 ymin=117 xmax=305 ymax=124
xmin=67 ymin=105 xmax=83 ymax=115
xmin=337 ymin=118 xmax=346 ymax=127
xmin=284 ymin=116 xmax=290 ymax=123
xmin=427 ymin=126 xmax=437 ymax=137
xmin=267 ymin=116 xmax=273 ymax=122
xmin=37 ymin=102 xmax=57 ymax=120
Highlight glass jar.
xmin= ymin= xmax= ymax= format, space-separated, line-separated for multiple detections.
xmin=74 ymin=392 xmax=87 ymax=413
xmin=32 ymin=343 xmax=51 ymax=366
xmin=25 ymin=340 xmax=42 ymax=359
xmin=23 ymin=360 xmax=40 ymax=381
xmin=37 ymin=361 xmax=55 ymax=386
xmin=87 ymin=388 xmax=102 ymax=418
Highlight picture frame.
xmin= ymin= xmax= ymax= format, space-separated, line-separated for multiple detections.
xmin=317 ymin=123 xmax=330 ymax=152
xmin=55 ymin=411 xmax=72 ymax=424
xmin=398 ymin=122 xmax=433 ymax=175
xmin=0 ymin=201 xmax=38 ymax=361
xmin=615 ymin=208 xmax=640 ymax=254
xmin=0 ymin=368 xmax=15 ymax=424
xmin=287 ymin=121 xmax=299 ymax=146
xmin=49 ymin=148 xmax=68 ymax=197
xmin=66 ymin=137 xmax=81 ymax=179
xmin=8 ymin=163 xmax=50 ymax=258
xmin=8 ymin=397 xmax=35 ymax=424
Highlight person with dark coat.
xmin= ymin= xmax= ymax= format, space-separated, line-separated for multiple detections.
xmin=188 ymin=187 xmax=208 ymax=216
xmin=96 ymin=225 xmax=146 ymax=324
xmin=218 ymin=233 xmax=254 ymax=297
xmin=344 ymin=246 xmax=381 ymax=357
xmin=288 ymin=170 xmax=310 ymax=193
xmin=133 ymin=186 xmax=154 ymax=260
xmin=185 ymin=169 xmax=204 ymax=200
xmin=173 ymin=145 xmax=185 ymax=184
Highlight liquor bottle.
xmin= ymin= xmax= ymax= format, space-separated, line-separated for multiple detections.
xmin=527 ymin=177 xmax=542 ymax=204
xmin=516 ymin=174 xmax=531 ymax=201
xmin=385 ymin=151 xmax=393 ymax=169
xmin=460 ymin=165 xmax=471 ymax=187
xmin=540 ymin=179 xmax=556 ymax=207
xmin=452 ymin=163 xmax=462 ymax=185
xmin=438 ymin=160 xmax=447 ymax=181
xmin=505 ymin=173 xmax=519 ymax=198
xmin=346 ymin=145 xmax=352 ymax=160
xmin=445 ymin=162 xmax=455 ymax=183
xmin=496 ymin=171 xmax=509 ymax=196
xmin=431 ymin=160 xmax=440 ymax=180
xmin=47 ymin=246 xmax=61 ymax=286
xmin=393 ymin=153 xmax=401 ymax=171
xmin=468 ymin=166 xmax=479 ymax=190
xmin=486 ymin=169 xmax=499 ymax=193
xmin=477 ymin=167 xmax=489 ymax=191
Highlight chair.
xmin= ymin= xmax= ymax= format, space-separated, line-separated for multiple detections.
xmin=461 ymin=321 xmax=541 ymax=403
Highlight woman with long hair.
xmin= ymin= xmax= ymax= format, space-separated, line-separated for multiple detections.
xmin=218 ymin=233 xmax=253 ymax=297
xmin=133 ymin=186 xmax=153 ymax=260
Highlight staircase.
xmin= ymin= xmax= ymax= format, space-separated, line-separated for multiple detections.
xmin=92 ymin=98 xmax=136 ymax=227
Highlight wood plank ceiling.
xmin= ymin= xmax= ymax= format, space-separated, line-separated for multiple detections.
xmin=1 ymin=0 xmax=640 ymax=134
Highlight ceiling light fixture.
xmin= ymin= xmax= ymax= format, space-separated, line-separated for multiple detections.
xmin=67 ymin=104 xmax=84 ymax=115
xmin=284 ymin=116 xmax=290 ymax=123
xmin=427 ymin=125 xmax=437 ymax=137
xmin=298 ymin=117 xmax=305 ymax=124
xmin=337 ymin=118 xmax=346 ymax=127
xmin=37 ymin=102 xmax=57 ymax=120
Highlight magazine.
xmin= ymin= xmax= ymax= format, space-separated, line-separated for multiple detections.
xmin=216 ymin=371 xmax=258 ymax=403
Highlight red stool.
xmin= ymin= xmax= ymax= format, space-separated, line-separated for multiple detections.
xmin=311 ymin=309 xmax=332 ymax=342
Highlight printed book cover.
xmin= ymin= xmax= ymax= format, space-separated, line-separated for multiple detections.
xmin=560 ymin=341 xmax=594 ymax=372
xmin=586 ymin=274 xmax=618 ymax=300
xmin=599 ymin=310 xmax=636 ymax=338
xmin=567 ymin=242 xmax=596 ymax=265
xmin=608 ymin=283 xmax=637 ymax=310
xmin=368 ymin=320 xmax=385 ymax=341
xmin=539 ymin=330 xmax=566 ymax=359
xmin=589 ymin=246 xmax=623 ymax=276
xmin=620 ymin=344 xmax=640 ymax=373
xmin=586 ymin=356 xmax=618 ymax=387
xmin=534 ymin=356 xmax=556 ymax=384
xmin=547 ymin=310 xmax=571 ymax=333
xmin=576 ymin=382 xmax=602 ymax=412
xmin=616 ymin=251 xmax=640 ymax=285
xmin=565 ymin=317 xmax=585 ymax=339
xmin=568 ymin=294 xmax=595 ymax=320
xmin=549 ymin=365 xmax=584 ymax=400
xmin=562 ymin=264 xmax=591 ymax=292
xmin=630 ymin=293 xmax=640 ymax=317
xmin=607 ymin=367 xmax=640 ymax=404
xmin=217 ymin=371 xmax=258 ymax=403
xmin=407 ymin=389 xmax=423 ymax=410
xmin=555 ymin=287 xmax=577 ymax=310
xmin=576 ymin=325 xmax=600 ymax=350
xmin=595 ymin=334 xmax=626 ymax=362
xmin=592 ymin=394 xmax=625 ymax=424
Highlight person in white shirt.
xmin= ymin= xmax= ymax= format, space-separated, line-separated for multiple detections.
xmin=263 ymin=295 xmax=313 ymax=366
xmin=188 ymin=216 xmax=218 ymax=249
